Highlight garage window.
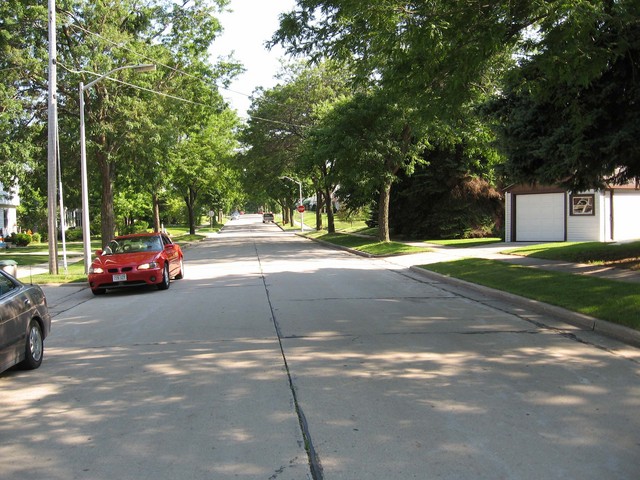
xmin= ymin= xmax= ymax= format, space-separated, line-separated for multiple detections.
xmin=570 ymin=194 xmax=595 ymax=216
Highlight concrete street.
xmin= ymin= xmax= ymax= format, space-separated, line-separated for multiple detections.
xmin=1 ymin=214 xmax=639 ymax=479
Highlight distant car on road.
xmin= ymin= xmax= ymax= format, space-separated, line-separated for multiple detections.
xmin=88 ymin=232 xmax=184 ymax=295
xmin=0 ymin=270 xmax=51 ymax=374
xmin=263 ymin=212 xmax=274 ymax=223
xmin=231 ymin=211 xmax=240 ymax=220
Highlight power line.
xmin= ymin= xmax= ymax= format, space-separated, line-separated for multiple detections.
xmin=65 ymin=19 xmax=250 ymax=100
xmin=59 ymin=63 xmax=213 ymax=107
xmin=59 ymin=63 xmax=305 ymax=128
xmin=61 ymin=15 xmax=304 ymax=128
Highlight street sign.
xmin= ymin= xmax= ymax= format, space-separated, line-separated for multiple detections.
xmin=297 ymin=205 xmax=305 ymax=213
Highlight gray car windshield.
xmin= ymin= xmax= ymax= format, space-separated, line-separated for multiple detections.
xmin=107 ymin=236 xmax=162 ymax=254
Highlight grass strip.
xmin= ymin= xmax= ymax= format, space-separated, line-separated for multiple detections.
xmin=173 ymin=233 xmax=206 ymax=244
xmin=0 ymin=254 xmax=53 ymax=267
xmin=426 ymin=238 xmax=502 ymax=248
xmin=21 ymin=261 xmax=87 ymax=284
xmin=503 ymin=241 xmax=640 ymax=264
xmin=308 ymin=232 xmax=431 ymax=256
xmin=419 ymin=258 xmax=640 ymax=330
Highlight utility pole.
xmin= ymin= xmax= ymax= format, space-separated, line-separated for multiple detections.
xmin=47 ymin=0 xmax=58 ymax=274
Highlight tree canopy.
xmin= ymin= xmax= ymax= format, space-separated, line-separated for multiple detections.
xmin=3 ymin=0 xmax=638 ymax=248
xmin=1 ymin=0 xmax=243 ymax=248
xmin=488 ymin=0 xmax=640 ymax=190
xmin=272 ymin=0 xmax=546 ymax=120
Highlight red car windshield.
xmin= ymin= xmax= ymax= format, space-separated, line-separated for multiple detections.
xmin=107 ymin=236 xmax=163 ymax=254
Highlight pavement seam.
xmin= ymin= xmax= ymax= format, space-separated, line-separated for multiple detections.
xmin=254 ymin=240 xmax=322 ymax=480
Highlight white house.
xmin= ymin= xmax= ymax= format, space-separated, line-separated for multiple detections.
xmin=0 ymin=182 xmax=19 ymax=238
xmin=504 ymin=183 xmax=640 ymax=242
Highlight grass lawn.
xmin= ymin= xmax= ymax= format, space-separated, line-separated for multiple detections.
xmin=173 ymin=233 xmax=206 ymax=244
xmin=21 ymin=261 xmax=87 ymax=284
xmin=0 ymin=241 xmax=98 ymax=267
xmin=1 ymin=254 xmax=51 ymax=267
xmin=426 ymin=238 xmax=502 ymax=248
xmin=285 ymin=211 xmax=377 ymax=235
xmin=306 ymin=231 xmax=431 ymax=256
xmin=420 ymin=258 xmax=640 ymax=330
xmin=196 ymin=226 xmax=221 ymax=234
xmin=503 ymin=241 xmax=640 ymax=270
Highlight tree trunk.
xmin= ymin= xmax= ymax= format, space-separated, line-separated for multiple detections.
xmin=324 ymin=186 xmax=335 ymax=233
xmin=152 ymin=190 xmax=161 ymax=232
xmin=315 ymin=189 xmax=323 ymax=231
xmin=378 ymin=180 xmax=392 ymax=242
xmin=376 ymin=123 xmax=411 ymax=242
xmin=97 ymin=151 xmax=115 ymax=248
xmin=185 ymin=186 xmax=197 ymax=235
xmin=279 ymin=199 xmax=289 ymax=224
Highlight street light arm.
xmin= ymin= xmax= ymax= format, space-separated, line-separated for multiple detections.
xmin=83 ymin=64 xmax=156 ymax=90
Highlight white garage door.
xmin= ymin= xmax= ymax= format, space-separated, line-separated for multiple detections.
xmin=613 ymin=192 xmax=640 ymax=241
xmin=515 ymin=193 xmax=565 ymax=241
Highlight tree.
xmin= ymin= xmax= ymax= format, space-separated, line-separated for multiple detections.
xmin=389 ymin=119 xmax=504 ymax=239
xmin=55 ymin=0 xmax=237 ymax=245
xmin=272 ymin=1 xmax=542 ymax=240
xmin=240 ymin=62 xmax=350 ymax=228
xmin=170 ymin=109 xmax=239 ymax=234
xmin=0 ymin=0 xmax=49 ymax=233
xmin=273 ymin=1 xmax=548 ymax=117
xmin=488 ymin=0 xmax=640 ymax=190
xmin=306 ymin=90 xmax=426 ymax=241
xmin=2 ymin=0 xmax=247 ymax=249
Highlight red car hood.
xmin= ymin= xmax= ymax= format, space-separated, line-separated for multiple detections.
xmin=92 ymin=251 xmax=162 ymax=268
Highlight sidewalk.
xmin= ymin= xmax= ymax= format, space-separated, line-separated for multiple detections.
xmin=392 ymin=241 xmax=640 ymax=348
xmin=308 ymin=237 xmax=640 ymax=347
xmin=410 ymin=241 xmax=640 ymax=284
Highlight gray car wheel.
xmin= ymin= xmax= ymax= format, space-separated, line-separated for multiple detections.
xmin=22 ymin=320 xmax=43 ymax=370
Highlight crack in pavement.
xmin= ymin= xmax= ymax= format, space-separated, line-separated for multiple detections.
xmin=254 ymin=241 xmax=323 ymax=480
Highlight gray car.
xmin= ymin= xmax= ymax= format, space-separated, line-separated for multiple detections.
xmin=262 ymin=212 xmax=274 ymax=223
xmin=0 ymin=270 xmax=51 ymax=374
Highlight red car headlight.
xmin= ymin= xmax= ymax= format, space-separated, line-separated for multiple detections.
xmin=89 ymin=266 xmax=104 ymax=274
xmin=138 ymin=261 xmax=160 ymax=270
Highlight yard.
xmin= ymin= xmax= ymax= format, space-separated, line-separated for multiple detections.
xmin=503 ymin=241 xmax=640 ymax=270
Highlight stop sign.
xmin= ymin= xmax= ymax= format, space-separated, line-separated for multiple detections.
xmin=297 ymin=205 xmax=305 ymax=213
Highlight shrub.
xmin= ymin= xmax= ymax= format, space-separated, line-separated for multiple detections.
xmin=64 ymin=227 xmax=84 ymax=242
xmin=119 ymin=221 xmax=150 ymax=235
xmin=31 ymin=232 xmax=41 ymax=243
xmin=12 ymin=233 xmax=32 ymax=246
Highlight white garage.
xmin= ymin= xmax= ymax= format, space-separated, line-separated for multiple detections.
xmin=613 ymin=190 xmax=640 ymax=241
xmin=514 ymin=193 xmax=565 ymax=241
xmin=505 ymin=183 xmax=640 ymax=242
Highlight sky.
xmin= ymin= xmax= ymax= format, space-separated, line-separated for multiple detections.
xmin=210 ymin=0 xmax=298 ymax=117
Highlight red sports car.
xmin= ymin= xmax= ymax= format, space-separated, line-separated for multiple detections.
xmin=88 ymin=232 xmax=184 ymax=295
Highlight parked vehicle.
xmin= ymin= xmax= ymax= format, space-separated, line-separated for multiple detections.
xmin=263 ymin=212 xmax=275 ymax=223
xmin=88 ymin=232 xmax=184 ymax=295
xmin=0 ymin=270 xmax=51 ymax=374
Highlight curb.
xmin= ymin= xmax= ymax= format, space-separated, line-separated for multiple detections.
xmin=409 ymin=265 xmax=640 ymax=349
xmin=295 ymin=233 xmax=376 ymax=258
